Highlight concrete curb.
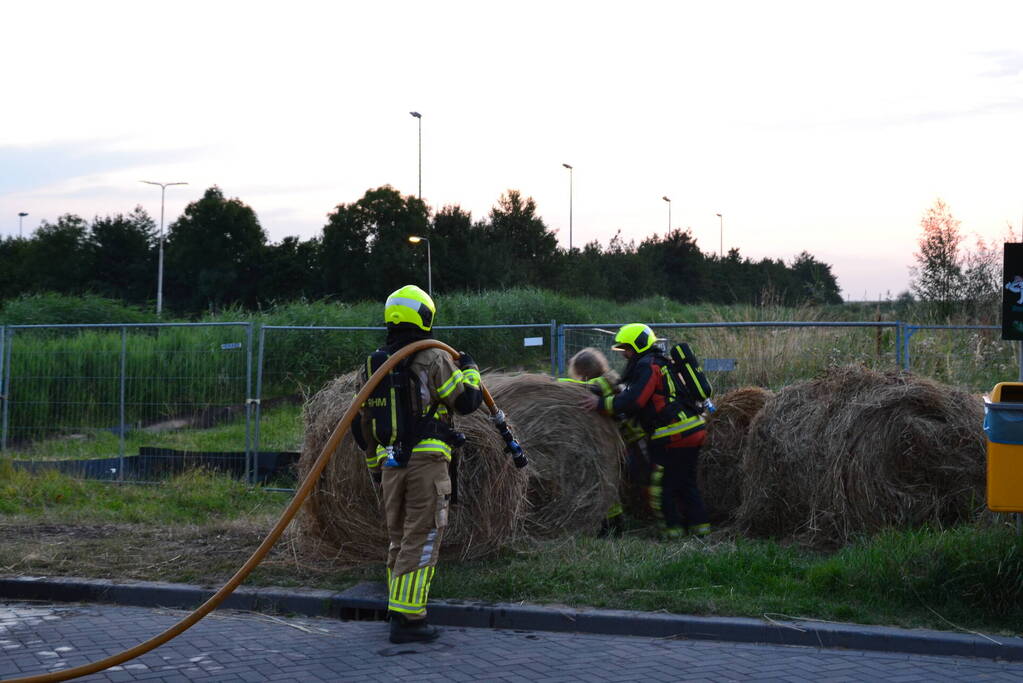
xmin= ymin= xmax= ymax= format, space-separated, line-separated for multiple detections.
xmin=2 ymin=575 xmax=1021 ymax=662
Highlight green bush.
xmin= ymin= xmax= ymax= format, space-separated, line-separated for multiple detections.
xmin=0 ymin=293 xmax=156 ymax=325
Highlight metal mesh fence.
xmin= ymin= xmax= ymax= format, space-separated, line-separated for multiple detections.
xmin=560 ymin=322 xmax=902 ymax=394
xmin=2 ymin=323 xmax=252 ymax=482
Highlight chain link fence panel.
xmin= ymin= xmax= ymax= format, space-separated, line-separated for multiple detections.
xmin=1 ymin=323 xmax=253 ymax=482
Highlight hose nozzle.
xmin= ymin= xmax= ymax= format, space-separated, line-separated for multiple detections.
xmin=492 ymin=410 xmax=527 ymax=468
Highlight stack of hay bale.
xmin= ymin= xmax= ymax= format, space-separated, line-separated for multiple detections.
xmin=699 ymin=386 xmax=773 ymax=524
xmin=296 ymin=372 xmax=622 ymax=562
xmin=735 ymin=366 xmax=985 ymax=546
xmin=297 ymin=364 xmax=986 ymax=556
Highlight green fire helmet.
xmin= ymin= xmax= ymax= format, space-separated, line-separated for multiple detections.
xmin=384 ymin=285 xmax=436 ymax=331
xmin=611 ymin=323 xmax=657 ymax=353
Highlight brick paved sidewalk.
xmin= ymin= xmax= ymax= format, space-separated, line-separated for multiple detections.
xmin=3 ymin=602 xmax=1023 ymax=682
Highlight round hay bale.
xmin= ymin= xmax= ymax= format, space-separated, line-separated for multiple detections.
xmin=296 ymin=371 xmax=528 ymax=564
xmin=735 ymin=365 xmax=985 ymax=547
xmin=484 ymin=373 xmax=625 ymax=536
xmin=699 ymin=386 xmax=773 ymax=524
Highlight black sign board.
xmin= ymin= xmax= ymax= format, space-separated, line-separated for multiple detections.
xmin=1003 ymin=243 xmax=1023 ymax=340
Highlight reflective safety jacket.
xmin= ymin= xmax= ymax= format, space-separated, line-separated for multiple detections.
xmin=600 ymin=351 xmax=705 ymax=445
xmin=558 ymin=372 xmax=645 ymax=444
xmin=360 ymin=347 xmax=482 ymax=471
xmin=557 ymin=372 xmax=617 ymax=399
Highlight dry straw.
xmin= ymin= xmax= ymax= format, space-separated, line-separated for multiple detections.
xmin=296 ymin=371 xmax=623 ymax=562
xmin=297 ymin=371 xmax=526 ymax=563
xmin=485 ymin=373 xmax=624 ymax=535
xmin=700 ymin=386 xmax=773 ymax=524
xmin=735 ymin=365 xmax=985 ymax=547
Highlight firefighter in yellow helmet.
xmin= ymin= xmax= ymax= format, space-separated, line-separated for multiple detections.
xmin=352 ymin=285 xmax=483 ymax=643
xmin=558 ymin=347 xmax=628 ymax=533
xmin=583 ymin=323 xmax=710 ymax=539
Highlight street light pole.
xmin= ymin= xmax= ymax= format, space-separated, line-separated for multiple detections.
xmin=141 ymin=180 xmax=188 ymax=316
xmin=17 ymin=212 xmax=27 ymax=238
xmin=716 ymin=211 xmax=724 ymax=257
xmin=562 ymin=163 xmax=573 ymax=251
xmin=408 ymin=235 xmax=432 ymax=297
xmin=410 ymin=111 xmax=422 ymax=200
xmin=662 ymin=196 xmax=671 ymax=231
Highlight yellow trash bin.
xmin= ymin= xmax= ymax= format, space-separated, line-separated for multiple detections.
xmin=985 ymin=382 xmax=1023 ymax=512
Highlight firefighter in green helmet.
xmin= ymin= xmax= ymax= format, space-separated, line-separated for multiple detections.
xmin=582 ymin=323 xmax=710 ymax=539
xmin=352 ymin=284 xmax=484 ymax=643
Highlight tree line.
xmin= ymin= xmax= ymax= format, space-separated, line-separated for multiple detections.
xmin=0 ymin=186 xmax=842 ymax=314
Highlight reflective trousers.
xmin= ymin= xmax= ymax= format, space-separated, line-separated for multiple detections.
xmin=381 ymin=451 xmax=451 ymax=619
xmin=648 ymin=441 xmax=708 ymax=530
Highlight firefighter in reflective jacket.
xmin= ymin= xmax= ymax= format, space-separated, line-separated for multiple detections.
xmin=356 ymin=285 xmax=483 ymax=643
xmin=558 ymin=347 xmax=626 ymax=532
xmin=583 ymin=323 xmax=710 ymax=539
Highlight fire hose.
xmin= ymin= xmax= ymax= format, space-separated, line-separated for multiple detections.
xmin=5 ymin=339 xmax=525 ymax=683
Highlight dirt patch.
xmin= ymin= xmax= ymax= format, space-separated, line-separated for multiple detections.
xmin=0 ymin=520 xmax=364 ymax=589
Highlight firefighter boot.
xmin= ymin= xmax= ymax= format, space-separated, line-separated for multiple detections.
xmin=389 ymin=613 xmax=441 ymax=644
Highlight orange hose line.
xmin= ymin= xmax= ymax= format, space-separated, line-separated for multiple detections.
xmin=6 ymin=339 xmax=490 ymax=683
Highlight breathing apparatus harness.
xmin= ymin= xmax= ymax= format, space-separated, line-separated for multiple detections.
xmin=355 ymin=346 xmax=463 ymax=468
xmin=626 ymin=342 xmax=715 ymax=435
xmin=353 ymin=335 xmax=526 ymax=482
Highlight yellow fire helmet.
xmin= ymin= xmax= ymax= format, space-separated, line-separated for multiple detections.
xmin=384 ymin=284 xmax=436 ymax=331
xmin=611 ymin=323 xmax=657 ymax=353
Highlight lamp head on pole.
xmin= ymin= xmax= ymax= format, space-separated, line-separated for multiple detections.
xmin=410 ymin=111 xmax=421 ymax=119
xmin=18 ymin=212 xmax=28 ymax=218
xmin=562 ymin=163 xmax=572 ymax=170
xmin=662 ymin=196 xmax=670 ymax=203
xmin=140 ymin=180 xmax=189 ymax=188
xmin=408 ymin=235 xmax=426 ymax=244
xmin=716 ymin=213 xmax=722 ymax=218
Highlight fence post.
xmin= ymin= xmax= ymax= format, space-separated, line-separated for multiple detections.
xmin=902 ymin=326 xmax=913 ymax=372
xmin=895 ymin=322 xmax=902 ymax=369
xmin=557 ymin=324 xmax=566 ymax=375
xmin=1 ymin=327 xmax=12 ymax=452
xmin=119 ymin=326 xmax=127 ymax=481
xmin=245 ymin=323 xmax=254 ymax=486
xmin=252 ymin=325 xmax=267 ymax=485
xmin=549 ymin=320 xmax=557 ymax=377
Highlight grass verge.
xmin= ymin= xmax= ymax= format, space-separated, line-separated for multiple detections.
xmin=1 ymin=467 xmax=1021 ymax=637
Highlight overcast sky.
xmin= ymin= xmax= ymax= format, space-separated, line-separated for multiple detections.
xmin=2 ymin=1 xmax=1022 ymax=301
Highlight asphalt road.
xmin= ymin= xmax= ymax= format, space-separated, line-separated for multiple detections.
xmin=3 ymin=602 xmax=1023 ymax=682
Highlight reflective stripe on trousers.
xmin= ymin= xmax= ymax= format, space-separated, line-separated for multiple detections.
xmin=388 ymin=565 xmax=436 ymax=616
